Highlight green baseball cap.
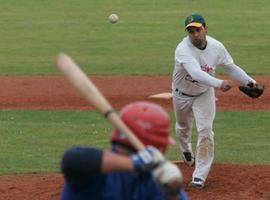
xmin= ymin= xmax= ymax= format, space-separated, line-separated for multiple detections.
xmin=184 ymin=14 xmax=206 ymax=29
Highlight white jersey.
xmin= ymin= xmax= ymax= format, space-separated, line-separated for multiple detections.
xmin=172 ymin=35 xmax=255 ymax=96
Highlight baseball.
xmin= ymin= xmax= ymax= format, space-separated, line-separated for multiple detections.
xmin=108 ymin=14 xmax=119 ymax=24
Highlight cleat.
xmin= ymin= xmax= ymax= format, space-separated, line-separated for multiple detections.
xmin=182 ymin=152 xmax=195 ymax=166
xmin=189 ymin=177 xmax=205 ymax=189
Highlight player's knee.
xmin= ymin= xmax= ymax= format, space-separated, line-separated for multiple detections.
xmin=198 ymin=125 xmax=213 ymax=137
xmin=175 ymin=123 xmax=192 ymax=137
xmin=198 ymin=126 xmax=214 ymax=147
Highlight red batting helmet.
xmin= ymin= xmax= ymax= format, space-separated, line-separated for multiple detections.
xmin=111 ymin=101 xmax=173 ymax=152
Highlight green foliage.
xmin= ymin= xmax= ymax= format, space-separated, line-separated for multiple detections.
xmin=0 ymin=0 xmax=269 ymax=75
xmin=0 ymin=110 xmax=269 ymax=174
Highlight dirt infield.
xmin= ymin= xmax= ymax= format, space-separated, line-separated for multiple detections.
xmin=0 ymin=75 xmax=269 ymax=200
xmin=0 ymin=75 xmax=269 ymax=111
xmin=1 ymin=164 xmax=269 ymax=200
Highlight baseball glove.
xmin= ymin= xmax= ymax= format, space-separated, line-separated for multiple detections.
xmin=239 ymin=82 xmax=264 ymax=98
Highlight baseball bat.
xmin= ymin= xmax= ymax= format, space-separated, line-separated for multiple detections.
xmin=55 ymin=53 xmax=145 ymax=151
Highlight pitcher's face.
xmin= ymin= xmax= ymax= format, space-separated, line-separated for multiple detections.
xmin=187 ymin=26 xmax=208 ymax=49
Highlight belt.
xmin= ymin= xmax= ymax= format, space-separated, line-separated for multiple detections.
xmin=175 ymin=88 xmax=198 ymax=97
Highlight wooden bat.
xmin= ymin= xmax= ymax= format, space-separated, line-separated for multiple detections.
xmin=55 ymin=53 xmax=183 ymax=191
xmin=55 ymin=53 xmax=145 ymax=151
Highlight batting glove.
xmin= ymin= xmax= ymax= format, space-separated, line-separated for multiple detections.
xmin=153 ymin=161 xmax=183 ymax=196
xmin=131 ymin=146 xmax=164 ymax=173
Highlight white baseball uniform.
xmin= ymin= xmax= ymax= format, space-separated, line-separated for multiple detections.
xmin=172 ymin=35 xmax=255 ymax=182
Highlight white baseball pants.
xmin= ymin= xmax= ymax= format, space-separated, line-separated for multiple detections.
xmin=172 ymin=88 xmax=216 ymax=182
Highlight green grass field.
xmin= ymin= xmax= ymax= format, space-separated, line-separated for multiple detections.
xmin=0 ymin=0 xmax=269 ymax=175
xmin=0 ymin=110 xmax=269 ymax=174
xmin=0 ymin=0 xmax=269 ymax=75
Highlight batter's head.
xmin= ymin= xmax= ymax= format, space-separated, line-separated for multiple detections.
xmin=111 ymin=101 xmax=173 ymax=153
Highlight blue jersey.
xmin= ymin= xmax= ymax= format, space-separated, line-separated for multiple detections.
xmin=61 ymin=171 xmax=188 ymax=200
xmin=60 ymin=147 xmax=188 ymax=200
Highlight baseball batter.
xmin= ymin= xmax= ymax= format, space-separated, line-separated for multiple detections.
xmin=60 ymin=101 xmax=188 ymax=200
xmin=172 ymin=13 xmax=257 ymax=188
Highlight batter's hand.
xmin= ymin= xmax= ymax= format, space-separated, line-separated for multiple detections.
xmin=153 ymin=161 xmax=183 ymax=196
xmin=131 ymin=146 xmax=164 ymax=173
xmin=220 ymin=80 xmax=233 ymax=92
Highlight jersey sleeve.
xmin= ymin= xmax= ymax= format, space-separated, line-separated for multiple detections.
xmin=217 ymin=43 xmax=234 ymax=67
xmin=61 ymin=147 xmax=103 ymax=182
xmin=176 ymin=50 xmax=223 ymax=88
xmin=218 ymin=44 xmax=256 ymax=85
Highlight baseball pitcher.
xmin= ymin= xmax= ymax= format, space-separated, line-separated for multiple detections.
xmin=172 ymin=13 xmax=262 ymax=189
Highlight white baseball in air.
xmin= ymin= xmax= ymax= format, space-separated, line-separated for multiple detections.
xmin=108 ymin=14 xmax=119 ymax=24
